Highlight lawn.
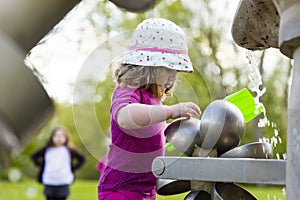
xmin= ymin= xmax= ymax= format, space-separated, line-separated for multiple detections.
xmin=0 ymin=179 xmax=286 ymax=199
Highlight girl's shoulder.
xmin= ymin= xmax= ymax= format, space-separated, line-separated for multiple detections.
xmin=33 ymin=146 xmax=48 ymax=154
xmin=114 ymin=85 xmax=137 ymax=94
xmin=113 ymin=86 xmax=159 ymax=104
xmin=114 ymin=86 xmax=150 ymax=96
xmin=68 ymin=146 xmax=84 ymax=155
xmin=113 ymin=86 xmax=142 ymax=100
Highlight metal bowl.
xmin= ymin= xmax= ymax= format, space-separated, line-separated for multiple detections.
xmin=184 ymin=190 xmax=211 ymax=200
xmin=211 ymin=183 xmax=257 ymax=200
xmin=165 ymin=117 xmax=201 ymax=156
xmin=156 ymin=178 xmax=191 ymax=195
xmin=220 ymin=142 xmax=273 ymax=159
xmin=200 ymin=100 xmax=246 ymax=154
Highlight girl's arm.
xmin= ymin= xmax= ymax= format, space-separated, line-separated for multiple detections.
xmin=70 ymin=149 xmax=86 ymax=171
xmin=31 ymin=147 xmax=46 ymax=167
xmin=117 ymin=102 xmax=200 ymax=130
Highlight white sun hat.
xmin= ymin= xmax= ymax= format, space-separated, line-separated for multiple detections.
xmin=121 ymin=18 xmax=193 ymax=73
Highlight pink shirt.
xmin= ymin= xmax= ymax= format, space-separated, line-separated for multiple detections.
xmin=96 ymin=154 xmax=108 ymax=174
xmin=98 ymin=86 xmax=166 ymax=196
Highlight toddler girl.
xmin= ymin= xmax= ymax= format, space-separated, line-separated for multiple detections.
xmin=98 ymin=18 xmax=200 ymax=200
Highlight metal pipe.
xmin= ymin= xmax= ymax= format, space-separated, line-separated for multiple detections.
xmin=287 ymin=46 xmax=300 ymax=199
xmin=152 ymin=157 xmax=286 ymax=185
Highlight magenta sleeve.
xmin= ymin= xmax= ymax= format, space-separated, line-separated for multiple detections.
xmin=110 ymin=87 xmax=141 ymax=122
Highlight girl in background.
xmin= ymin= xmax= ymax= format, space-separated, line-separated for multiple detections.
xmin=31 ymin=126 xmax=85 ymax=200
xmin=98 ymin=18 xmax=201 ymax=200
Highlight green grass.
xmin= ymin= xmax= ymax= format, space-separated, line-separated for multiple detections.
xmin=0 ymin=179 xmax=97 ymax=200
xmin=0 ymin=179 xmax=286 ymax=199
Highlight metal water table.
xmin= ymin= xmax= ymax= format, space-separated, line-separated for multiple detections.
xmin=152 ymin=100 xmax=286 ymax=199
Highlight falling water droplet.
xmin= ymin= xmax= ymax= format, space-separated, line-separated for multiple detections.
xmin=282 ymin=153 xmax=287 ymax=160
xmin=274 ymin=129 xmax=279 ymax=137
xmin=276 ymin=153 xmax=280 ymax=160
xmin=282 ymin=187 xmax=286 ymax=196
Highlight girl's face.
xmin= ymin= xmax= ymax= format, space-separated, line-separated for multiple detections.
xmin=157 ymin=68 xmax=177 ymax=90
xmin=52 ymin=129 xmax=67 ymax=147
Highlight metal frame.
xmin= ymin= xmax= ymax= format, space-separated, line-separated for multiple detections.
xmin=152 ymin=157 xmax=286 ymax=185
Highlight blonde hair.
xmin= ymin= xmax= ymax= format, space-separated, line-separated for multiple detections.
xmin=114 ymin=64 xmax=175 ymax=98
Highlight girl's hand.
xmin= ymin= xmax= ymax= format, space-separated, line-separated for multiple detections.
xmin=168 ymin=102 xmax=201 ymax=119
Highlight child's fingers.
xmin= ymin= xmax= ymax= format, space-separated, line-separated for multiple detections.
xmin=183 ymin=112 xmax=192 ymax=119
xmin=170 ymin=102 xmax=201 ymax=119
xmin=186 ymin=102 xmax=201 ymax=116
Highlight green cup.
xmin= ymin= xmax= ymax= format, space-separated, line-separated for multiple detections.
xmin=165 ymin=142 xmax=176 ymax=152
xmin=224 ymin=88 xmax=264 ymax=123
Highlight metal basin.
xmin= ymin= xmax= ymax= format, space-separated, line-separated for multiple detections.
xmin=165 ymin=117 xmax=201 ymax=156
xmin=156 ymin=178 xmax=191 ymax=195
xmin=184 ymin=190 xmax=211 ymax=200
xmin=211 ymin=183 xmax=257 ymax=200
xmin=200 ymin=100 xmax=246 ymax=154
xmin=220 ymin=142 xmax=273 ymax=159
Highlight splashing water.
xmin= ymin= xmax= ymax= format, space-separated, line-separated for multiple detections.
xmin=247 ymin=50 xmax=285 ymax=149
xmin=259 ymin=122 xmax=284 ymax=159
xmin=246 ymin=51 xmax=275 ymax=129
xmin=246 ymin=50 xmax=268 ymax=127
xmin=282 ymin=187 xmax=286 ymax=196
xmin=246 ymin=50 xmax=286 ymax=198
xmin=246 ymin=51 xmax=265 ymax=97
xmin=246 ymin=50 xmax=285 ymax=149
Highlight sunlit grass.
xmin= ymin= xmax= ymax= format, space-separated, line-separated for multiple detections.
xmin=0 ymin=179 xmax=286 ymax=199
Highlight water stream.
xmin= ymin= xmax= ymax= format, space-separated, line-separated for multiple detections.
xmin=246 ymin=50 xmax=286 ymax=199
xmin=246 ymin=50 xmax=267 ymax=127
xmin=246 ymin=50 xmax=285 ymax=156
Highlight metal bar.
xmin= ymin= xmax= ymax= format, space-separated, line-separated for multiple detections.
xmin=286 ymin=45 xmax=300 ymax=199
xmin=152 ymin=157 xmax=286 ymax=185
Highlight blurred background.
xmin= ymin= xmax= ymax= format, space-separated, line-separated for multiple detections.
xmin=0 ymin=0 xmax=289 ymax=199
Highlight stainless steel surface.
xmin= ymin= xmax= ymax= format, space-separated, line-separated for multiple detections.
xmin=184 ymin=190 xmax=211 ymax=200
xmin=152 ymin=157 xmax=286 ymax=185
xmin=199 ymin=100 xmax=246 ymax=153
xmin=152 ymin=157 xmax=165 ymax=176
xmin=108 ymin=0 xmax=157 ymax=12
xmin=156 ymin=178 xmax=191 ymax=195
xmin=165 ymin=117 xmax=201 ymax=156
xmin=287 ymin=43 xmax=300 ymax=199
xmin=0 ymin=33 xmax=54 ymax=151
xmin=211 ymin=183 xmax=257 ymax=200
xmin=0 ymin=0 xmax=81 ymax=52
xmin=220 ymin=142 xmax=273 ymax=159
xmin=0 ymin=115 xmax=20 ymax=150
xmin=190 ymin=179 xmax=214 ymax=194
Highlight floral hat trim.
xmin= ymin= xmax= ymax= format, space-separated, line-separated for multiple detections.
xmin=130 ymin=46 xmax=187 ymax=55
